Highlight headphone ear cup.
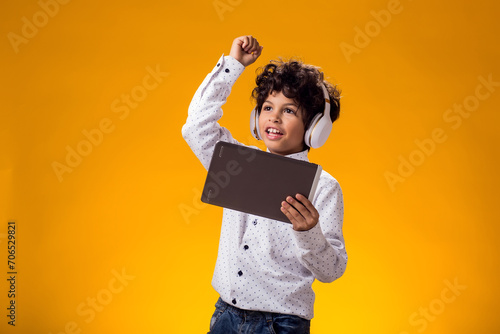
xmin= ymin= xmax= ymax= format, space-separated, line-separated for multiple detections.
xmin=310 ymin=116 xmax=333 ymax=148
xmin=304 ymin=113 xmax=333 ymax=148
xmin=305 ymin=84 xmax=334 ymax=148
xmin=304 ymin=113 xmax=322 ymax=147
xmin=250 ymin=108 xmax=261 ymax=140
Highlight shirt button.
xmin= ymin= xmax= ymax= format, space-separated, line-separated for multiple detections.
xmin=232 ymin=299 xmax=237 ymax=305
xmin=244 ymin=245 xmax=249 ymax=250
xmin=238 ymin=270 xmax=243 ymax=276
xmin=225 ymin=68 xmax=230 ymax=73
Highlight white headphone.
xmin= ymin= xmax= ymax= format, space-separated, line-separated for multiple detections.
xmin=250 ymin=84 xmax=333 ymax=149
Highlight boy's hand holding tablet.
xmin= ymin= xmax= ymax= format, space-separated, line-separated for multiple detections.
xmin=281 ymin=193 xmax=320 ymax=231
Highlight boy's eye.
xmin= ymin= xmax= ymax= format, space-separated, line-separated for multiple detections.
xmin=284 ymin=108 xmax=295 ymax=114
xmin=263 ymin=106 xmax=272 ymax=111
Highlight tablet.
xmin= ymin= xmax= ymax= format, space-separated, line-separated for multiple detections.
xmin=201 ymin=141 xmax=322 ymax=223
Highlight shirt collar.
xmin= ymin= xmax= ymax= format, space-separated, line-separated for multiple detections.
xmin=266 ymin=148 xmax=310 ymax=162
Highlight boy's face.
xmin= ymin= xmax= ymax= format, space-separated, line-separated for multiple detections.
xmin=258 ymin=90 xmax=306 ymax=156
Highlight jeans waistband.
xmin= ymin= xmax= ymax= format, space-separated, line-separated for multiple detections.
xmin=216 ymin=297 xmax=274 ymax=322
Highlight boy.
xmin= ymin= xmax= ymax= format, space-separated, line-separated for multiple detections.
xmin=182 ymin=36 xmax=347 ymax=334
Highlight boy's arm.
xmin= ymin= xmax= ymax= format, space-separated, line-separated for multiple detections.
xmin=182 ymin=36 xmax=263 ymax=169
xmin=286 ymin=179 xmax=348 ymax=283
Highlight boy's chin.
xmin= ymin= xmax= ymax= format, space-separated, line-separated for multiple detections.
xmin=264 ymin=142 xmax=285 ymax=155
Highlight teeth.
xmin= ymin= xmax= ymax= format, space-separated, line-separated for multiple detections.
xmin=268 ymin=128 xmax=282 ymax=134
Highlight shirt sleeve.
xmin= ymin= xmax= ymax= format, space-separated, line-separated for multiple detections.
xmin=182 ymin=54 xmax=246 ymax=170
xmin=292 ymin=177 xmax=348 ymax=283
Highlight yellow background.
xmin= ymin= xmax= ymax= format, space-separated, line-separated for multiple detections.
xmin=1 ymin=0 xmax=499 ymax=333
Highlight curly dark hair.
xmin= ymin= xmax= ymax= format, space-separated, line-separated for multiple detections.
xmin=252 ymin=58 xmax=341 ymax=135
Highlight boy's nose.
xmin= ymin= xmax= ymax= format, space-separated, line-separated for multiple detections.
xmin=268 ymin=110 xmax=281 ymax=122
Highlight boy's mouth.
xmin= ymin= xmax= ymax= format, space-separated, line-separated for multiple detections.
xmin=265 ymin=127 xmax=284 ymax=139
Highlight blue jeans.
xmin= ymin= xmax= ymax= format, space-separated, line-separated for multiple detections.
xmin=208 ymin=297 xmax=311 ymax=334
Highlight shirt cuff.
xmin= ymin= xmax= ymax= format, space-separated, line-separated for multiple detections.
xmin=223 ymin=54 xmax=246 ymax=72
xmin=293 ymin=223 xmax=327 ymax=251
xmin=209 ymin=54 xmax=246 ymax=86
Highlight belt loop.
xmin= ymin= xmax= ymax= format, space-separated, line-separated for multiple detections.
xmin=264 ymin=311 xmax=273 ymax=324
xmin=222 ymin=299 xmax=229 ymax=312
xmin=216 ymin=297 xmax=229 ymax=312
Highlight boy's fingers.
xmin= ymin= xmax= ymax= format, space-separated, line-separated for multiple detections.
xmin=280 ymin=206 xmax=295 ymax=224
xmin=250 ymin=37 xmax=258 ymax=51
xmin=245 ymin=36 xmax=254 ymax=51
xmin=243 ymin=35 xmax=259 ymax=53
xmin=281 ymin=207 xmax=308 ymax=231
xmin=234 ymin=37 xmax=246 ymax=54
xmin=282 ymin=200 xmax=303 ymax=219
xmin=283 ymin=195 xmax=319 ymax=230
xmin=243 ymin=36 xmax=250 ymax=50
xmin=251 ymin=38 xmax=260 ymax=52
xmin=281 ymin=202 xmax=304 ymax=226
xmin=231 ymin=35 xmax=262 ymax=66
xmin=286 ymin=196 xmax=307 ymax=215
xmin=254 ymin=45 xmax=264 ymax=57
xmin=295 ymin=194 xmax=318 ymax=217
xmin=251 ymin=43 xmax=261 ymax=55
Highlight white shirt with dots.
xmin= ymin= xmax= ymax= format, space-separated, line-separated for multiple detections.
xmin=182 ymin=55 xmax=347 ymax=320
